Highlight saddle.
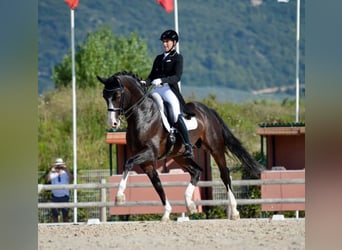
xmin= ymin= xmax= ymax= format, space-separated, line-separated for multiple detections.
xmin=148 ymin=94 xmax=197 ymax=158
xmin=161 ymin=101 xmax=198 ymax=132
xmin=182 ymin=107 xmax=196 ymax=119
xmin=158 ymin=102 xmax=197 ymax=158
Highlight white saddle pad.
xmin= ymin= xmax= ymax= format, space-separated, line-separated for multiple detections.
xmin=160 ymin=111 xmax=198 ymax=132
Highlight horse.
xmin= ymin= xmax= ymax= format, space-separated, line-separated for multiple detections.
xmin=97 ymin=71 xmax=263 ymax=221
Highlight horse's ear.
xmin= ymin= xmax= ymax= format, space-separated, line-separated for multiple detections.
xmin=96 ymin=75 xmax=106 ymax=84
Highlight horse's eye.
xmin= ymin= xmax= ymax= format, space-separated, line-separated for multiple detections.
xmin=103 ymin=90 xmax=115 ymax=99
xmin=114 ymin=92 xmax=121 ymax=99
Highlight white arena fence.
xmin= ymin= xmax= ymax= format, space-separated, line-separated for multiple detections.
xmin=38 ymin=169 xmax=304 ymax=223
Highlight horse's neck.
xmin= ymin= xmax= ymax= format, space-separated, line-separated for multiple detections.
xmin=123 ymin=78 xmax=150 ymax=113
xmin=125 ymin=83 xmax=145 ymax=103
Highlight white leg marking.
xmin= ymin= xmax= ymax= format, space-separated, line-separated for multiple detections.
xmin=227 ymin=187 xmax=240 ymax=220
xmin=161 ymin=200 xmax=172 ymax=222
xmin=116 ymin=174 xmax=128 ymax=204
xmin=184 ymin=183 xmax=197 ymax=214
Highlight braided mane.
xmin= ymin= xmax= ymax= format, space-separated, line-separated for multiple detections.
xmin=113 ymin=71 xmax=142 ymax=82
xmin=113 ymin=71 xmax=147 ymax=92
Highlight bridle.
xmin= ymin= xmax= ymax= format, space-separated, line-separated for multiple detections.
xmin=104 ymin=87 xmax=125 ymax=115
xmin=104 ymin=76 xmax=150 ymax=119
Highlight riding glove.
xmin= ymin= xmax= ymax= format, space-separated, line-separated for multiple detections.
xmin=151 ymin=78 xmax=162 ymax=86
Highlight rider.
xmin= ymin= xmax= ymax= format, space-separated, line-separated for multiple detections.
xmin=145 ymin=29 xmax=194 ymax=158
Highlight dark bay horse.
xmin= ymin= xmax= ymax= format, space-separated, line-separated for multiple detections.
xmin=97 ymin=71 xmax=262 ymax=221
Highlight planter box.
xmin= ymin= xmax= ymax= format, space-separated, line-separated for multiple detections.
xmin=261 ymin=170 xmax=305 ymax=211
xmin=106 ymin=132 xmax=126 ymax=145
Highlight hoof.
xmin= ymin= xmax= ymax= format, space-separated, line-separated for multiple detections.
xmin=186 ymin=202 xmax=197 ymax=214
xmin=231 ymin=212 xmax=240 ymax=220
xmin=115 ymin=194 xmax=125 ymax=205
xmin=161 ymin=216 xmax=170 ymax=222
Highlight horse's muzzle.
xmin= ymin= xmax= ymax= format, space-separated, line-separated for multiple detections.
xmin=109 ymin=119 xmax=121 ymax=129
xmin=108 ymin=112 xmax=121 ymax=129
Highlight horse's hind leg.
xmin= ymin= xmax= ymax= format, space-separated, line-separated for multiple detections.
xmin=143 ymin=165 xmax=172 ymax=222
xmin=220 ymin=166 xmax=240 ymax=220
xmin=175 ymin=157 xmax=202 ymax=215
xmin=227 ymin=181 xmax=240 ymax=220
xmin=211 ymin=152 xmax=240 ymax=220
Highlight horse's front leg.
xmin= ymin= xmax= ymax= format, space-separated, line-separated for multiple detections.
xmin=115 ymin=154 xmax=144 ymax=204
xmin=143 ymin=164 xmax=172 ymax=222
xmin=115 ymin=173 xmax=128 ymax=204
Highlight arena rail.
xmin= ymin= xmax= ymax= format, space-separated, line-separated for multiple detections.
xmin=38 ymin=178 xmax=305 ymax=209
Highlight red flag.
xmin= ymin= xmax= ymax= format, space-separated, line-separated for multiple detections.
xmin=156 ymin=0 xmax=174 ymax=13
xmin=65 ymin=0 xmax=79 ymax=10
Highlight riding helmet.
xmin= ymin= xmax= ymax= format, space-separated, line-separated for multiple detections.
xmin=160 ymin=29 xmax=179 ymax=42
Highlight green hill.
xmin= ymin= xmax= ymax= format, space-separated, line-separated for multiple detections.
xmin=39 ymin=0 xmax=305 ymax=97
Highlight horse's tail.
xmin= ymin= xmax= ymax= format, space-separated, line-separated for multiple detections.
xmin=210 ymin=108 xmax=263 ymax=176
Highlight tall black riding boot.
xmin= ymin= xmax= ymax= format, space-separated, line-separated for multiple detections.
xmin=175 ymin=115 xmax=193 ymax=158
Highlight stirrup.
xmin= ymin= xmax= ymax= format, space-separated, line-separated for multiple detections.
xmin=183 ymin=144 xmax=193 ymax=158
xmin=169 ymin=128 xmax=176 ymax=144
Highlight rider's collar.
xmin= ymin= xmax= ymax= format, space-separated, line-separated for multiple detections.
xmin=163 ymin=51 xmax=170 ymax=59
xmin=163 ymin=49 xmax=176 ymax=58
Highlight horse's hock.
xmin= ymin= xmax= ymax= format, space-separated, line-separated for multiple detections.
xmin=106 ymin=131 xmax=212 ymax=215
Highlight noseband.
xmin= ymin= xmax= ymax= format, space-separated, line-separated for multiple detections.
xmin=102 ymin=75 xmax=125 ymax=115
xmin=104 ymin=87 xmax=125 ymax=115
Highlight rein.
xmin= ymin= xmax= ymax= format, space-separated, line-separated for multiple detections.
xmin=123 ymin=91 xmax=150 ymax=119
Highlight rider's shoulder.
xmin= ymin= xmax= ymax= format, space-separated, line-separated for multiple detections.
xmin=169 ymin=50 xmax=180 ymax=57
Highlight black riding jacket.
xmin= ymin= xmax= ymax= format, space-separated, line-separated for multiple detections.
xmin=146 ymin=49 xmax=187 ymax=109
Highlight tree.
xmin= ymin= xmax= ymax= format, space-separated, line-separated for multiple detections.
xmin=52 ymin=25 xmax=152 ymax=89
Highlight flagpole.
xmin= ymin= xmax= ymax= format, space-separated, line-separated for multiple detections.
xmin=173 ymin=0 xmax=182 ymax=91
xmin=295 ymin=0 xmax=300 ymax=122
xmin=174 ymin=0 xmax=179 ymax=53
xmin=70 ymin=8 xmax=78 ymax=224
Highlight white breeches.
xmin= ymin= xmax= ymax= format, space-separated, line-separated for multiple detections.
xmin=150 ymin=84 xmax=181 ymax=123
